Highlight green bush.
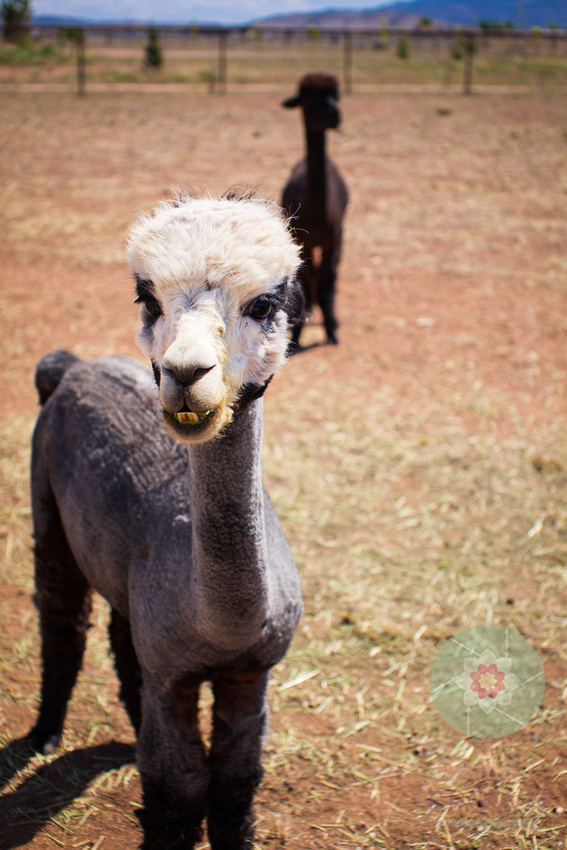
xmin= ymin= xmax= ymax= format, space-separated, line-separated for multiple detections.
xmin=198 ymin=67 xmax=216 ymax=90
xmin=397 ymin=34 xmax=410 ymax=60
xmin=450 ymin=38 xmax=463 ymax=60
xmin=144 ymin=26 xmax=162 ymax=69
xmin=38 ymin=42 xmax=56 ymax=58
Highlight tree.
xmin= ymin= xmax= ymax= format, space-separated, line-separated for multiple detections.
xmin=1 ymin=0 xmax=31 ymax=46
xmin=144 ymin=26 xmax=162 ymax=69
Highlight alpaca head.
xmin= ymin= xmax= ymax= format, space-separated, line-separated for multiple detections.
xmin=282 ymin=72 xmax=342 ymax=133
xmin=128 ymin=193 xmax=302 ymax=443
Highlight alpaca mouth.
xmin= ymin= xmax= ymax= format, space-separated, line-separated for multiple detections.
xmin=169 ymin=409 xmax=214 ymax=429
xmin=162 ymin=405 xmax=228 ymax=443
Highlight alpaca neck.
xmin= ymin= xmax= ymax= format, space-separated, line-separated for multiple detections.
xmin=305 ymin=127 xmax=328 ymax=207
xmin=187 ymin=399 xmax=270 ymax=650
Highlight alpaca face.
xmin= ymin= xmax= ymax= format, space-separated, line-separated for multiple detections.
xmin=283 ymin=72 xmax=342 ymax=133
xmin=301 ymin=85 xmax=341 ymax=133
xmin=128 ymin=196 xmax=301 ymax=443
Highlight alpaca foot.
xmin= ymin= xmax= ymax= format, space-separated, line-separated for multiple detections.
xmin=28 ymin=725 xmax=62 ymax=755
xmin=326 ymin=333 xmax=339 ymax=345
xmin=137 ymin=801 xmax=204 ymax=849
xmin=287 ymin=340 xmax=302 ymax=356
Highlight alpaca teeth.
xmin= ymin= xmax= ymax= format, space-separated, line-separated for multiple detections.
xmin=173 ymin=410 xmax=213 ymax=425
xmin=175 ymin=412 xmax=200 ymax=425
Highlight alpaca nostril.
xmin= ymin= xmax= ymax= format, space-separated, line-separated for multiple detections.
xmin=162 ymin=363 xmax=215 ymax=387
xmin=188 ymin=365 xmax=215 ymax=386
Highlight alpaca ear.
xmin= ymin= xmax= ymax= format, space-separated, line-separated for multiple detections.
xmin=282 ymin=95 xmax=301 ymax=108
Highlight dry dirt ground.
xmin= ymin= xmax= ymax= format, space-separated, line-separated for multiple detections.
xmin=1 ymin=86 xmax=567 ymax=849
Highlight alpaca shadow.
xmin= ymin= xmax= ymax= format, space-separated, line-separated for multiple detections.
xmin=0 ymin=737 xmax=136 ymax=850
xmin=288 ymin=339 xmax=330 ymax=356
xmin=288 ymin=319 xmax=340 ymax=357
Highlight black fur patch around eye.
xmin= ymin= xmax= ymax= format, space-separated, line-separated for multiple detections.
xmin=134 ymin=275 xmax=156 ymax=302
xmin=245 ymin=278 xmax=304 ymax=337
xmin=270 ymin=281 xmax=287 ymax=308
xmin=134 ymin=276 xmax=162 ymax=325
xmin=281 ymin=275 xmax=306 ymax=328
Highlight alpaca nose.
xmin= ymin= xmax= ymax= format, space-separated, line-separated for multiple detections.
xmin=162 ymin=346 xmax=217 ymax=387
xmin=162 ymin=363 xmax=215 ymax=387
xmin=326 ymin=99 xmax=341 ymax=127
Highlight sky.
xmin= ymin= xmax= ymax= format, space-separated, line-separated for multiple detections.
xmin=32 ymin=0 xmax=394 ymax=26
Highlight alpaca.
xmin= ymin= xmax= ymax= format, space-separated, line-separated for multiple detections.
xmin=281 ymin=72 xmax=349 ymax=347
xmin=28 ymin=194 xmax=304 ymax=849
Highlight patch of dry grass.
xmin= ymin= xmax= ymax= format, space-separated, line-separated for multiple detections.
xmin=0 ymin=416 xmax=34 ymax=590
xmin=1 ymin=86 xmax=567 ymax=848
xmin=258 ymin=364 xmax=567 ymax=847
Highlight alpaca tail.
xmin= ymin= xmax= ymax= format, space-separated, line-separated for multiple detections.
xmin=35 ymin=350 xmax=81 ymax=405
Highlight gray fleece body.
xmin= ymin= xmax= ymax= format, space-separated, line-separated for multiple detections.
xmin=32 ymin=355 xmax=302 ymax=681
xmin=30 ymin=194 xmax=305 ymax=847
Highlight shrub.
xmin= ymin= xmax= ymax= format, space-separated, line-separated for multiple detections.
xmin=397 ymin=34 xmax=410 ymax=60
xmin=450 ymin=39 xmax=463 ymax=60
xmin=199 ymin=67 xmax=216 ymax=90
xmin=144 ymin=26 xmax=162 ymax=69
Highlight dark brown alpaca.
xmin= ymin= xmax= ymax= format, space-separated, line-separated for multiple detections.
xmin=281 ymin=72 xmax=349 ymax=347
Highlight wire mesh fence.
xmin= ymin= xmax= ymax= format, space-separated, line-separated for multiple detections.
xmin=1 ymin=23 xmax=567 ymax=95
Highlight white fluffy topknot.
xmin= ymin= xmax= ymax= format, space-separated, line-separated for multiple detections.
xmin=127 ymin=193 xmax=300 ymax=302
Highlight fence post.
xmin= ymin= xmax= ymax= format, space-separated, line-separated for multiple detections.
xmin=76 ymin=28 xmax=86 ymax=96
xmin=217 ymin=30 xmax=227 ymax=93
xmin=343 ymin=29 xmax=353 ymax=93
xmin=463 ymin=30 xmax=475 ymax=94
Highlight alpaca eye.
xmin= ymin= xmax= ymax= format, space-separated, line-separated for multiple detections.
xmin=143 ymin=298 xmax=162 ymax=320
xmin=248 ymin=297 xmax=274 ymax=321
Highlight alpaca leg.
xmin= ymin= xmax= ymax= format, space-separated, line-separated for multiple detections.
xmin=207 ymin=670 xmax=270 ymax=850
xmin=29 ymin=501 xmax=92 ymax=754
xmin=137 ymin=677 xmax=208 ymax=849
xmin=108 ymin=608 xmax=143 ymax=737
xmin=290 ymin=321 xmax=304 ymax=348
xmin=318 ymin=243 xmax=341 ymax=345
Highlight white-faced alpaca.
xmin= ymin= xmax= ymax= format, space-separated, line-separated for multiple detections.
xmin=28 ymin=194 xmax=304 ymax=849
xmin=282 ymin=72 xmax=349 ymax=347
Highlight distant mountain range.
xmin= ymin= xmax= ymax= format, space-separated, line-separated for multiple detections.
xmin=32 ymin=1 xmax=567 ymax=30
xmin=259 ymin=2 xmax=567 ymax=30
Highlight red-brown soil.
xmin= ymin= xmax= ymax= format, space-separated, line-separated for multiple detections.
xmin=1 ymin=86 xmax=567 ymax=849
